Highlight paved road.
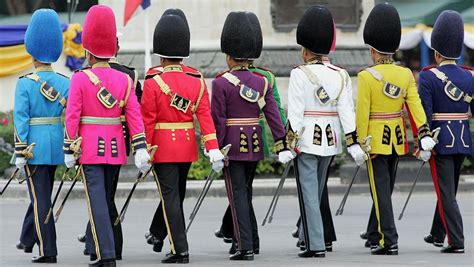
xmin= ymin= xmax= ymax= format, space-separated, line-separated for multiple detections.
xmin=1 ymin=192 xmax=473 ymax=266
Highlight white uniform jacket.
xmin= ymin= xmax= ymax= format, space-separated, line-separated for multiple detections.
xmin=287 ymin=62 xmax=358 ymax=156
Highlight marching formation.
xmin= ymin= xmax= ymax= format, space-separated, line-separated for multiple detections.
xmin=8 ymin=3 xmax=472 ymax=267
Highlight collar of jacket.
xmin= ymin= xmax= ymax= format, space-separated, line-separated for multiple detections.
xmin=439 ymin=60 xmax=456 ymax=66
xmin=163 ymin=64 xmax=183 ymax=72
xmin=375 ymin=58 xmax=394 ymax=65
xmin=92 ymin=62 xmax=110 ymax=68
xmin=35 ymin=65 xmax=53 ymax=72
xmin=230 ymin=65 xmax=248 ymax=72
xmin=305 ymin=58 xmax=324 ymax=65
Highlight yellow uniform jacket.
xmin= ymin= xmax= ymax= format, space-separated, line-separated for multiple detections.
xmin=356 ymin=62 xmax=430 ymax=155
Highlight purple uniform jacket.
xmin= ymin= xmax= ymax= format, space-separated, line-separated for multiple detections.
xmin=211 ymin=69 xmax=286 ymax=161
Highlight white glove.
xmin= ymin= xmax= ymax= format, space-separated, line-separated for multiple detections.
xmin=418 ymin=150 xmax=431 ymax=162
xmin=64 ymin=154 xmax=76 ymax=168
xmin=208 ymin=149 xmax=225 ymax=163
xmin=278 ymin=150 xmax=295 ymax=164
xmin=135 ymin=148 xmax=151 ymax=173
xmin=420 ymin=136 xmax=436 ymax=151
xmin=15 ymin=157 xmax=27 ymax=169
xmin=347 ymin=144 xmax=367 ymax=166
xmin=212 ymin=160 xmax=224 ymax=172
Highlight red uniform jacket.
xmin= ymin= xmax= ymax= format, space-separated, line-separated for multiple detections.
xmin=141 ymin=64 xmax=218 ymax=163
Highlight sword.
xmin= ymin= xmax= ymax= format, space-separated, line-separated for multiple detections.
xmin=262 ymin=160 xmax=292 ymax=226
xmin=335 ymin=165 xmax=360 ymax=216
xmin=335 ymin=135 xmax=372 ymax=216
xmin=1 ymin=143 xmax=36 ymax=193
xmin=114 ymin=145 xmax=158 ymax=225
xmin=186 ymin=144 xmax=232 ymax=233
xmin=54 ymin=166 xmax=82 ymax=223
xmin=262 ymin=127 xmax=305 ymax=226
xmin=0 ymin=168 xmax=19 ymax=195
xmin=398 ymin=127 xmax=440 ymax=220
xmin=53 ymin=137 xmax=83 ymax=223
xmin=44 ymin=168 xmax=72 ymax=224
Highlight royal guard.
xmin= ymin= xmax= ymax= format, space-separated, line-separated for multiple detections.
xmin=77 ymin=35 xmax=144 ymax=260
xmin=140 ymin=12 xmax=224 ymax=264
xmin=13 ymin=9 xmax=68 ymax=264
xmin=287 ymin=5 xmax=366 ymax=258
xmin=64 ymin=5 xmax=150 ymax=267
xmin=356 ymin=3 xmax=436 ymax=255
xmin=211 ymin=11 xmax=294 ymax=261
xmin=142 ymin=9 xmax=203 ymax=255
xmin=213 ymin=11 xmax=288 ymax=252
xmin=292 ymin=20 xmax=340 ymax=252
xmin=418 ymin=11 xmax=473 ymax=253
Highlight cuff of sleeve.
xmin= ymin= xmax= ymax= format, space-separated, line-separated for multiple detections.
xmin=417 ymin=124 xmax=432 ymax=140
xmin=204 ymin=139 xmax=219 ymax=151
xmin=345 ymin=131 xmax=360 ymax=147
xmin=14 ymin=143 xmax=27 ymax=158
xmin=63 ymin=139 xmax=75 ymax=155
xmin=274 ymin=138 xmax=289 ymax=154
xmin=131 ymin=133 xmax=147 ymax=154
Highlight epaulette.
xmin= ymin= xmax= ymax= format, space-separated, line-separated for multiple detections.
xmin=461 ymin=65 xmax=474 ymax=71
xmin=325 ymin=63 xmax=345 ymax=71
xmin=292 ymin=64 xmax=305 ymax=69
xmin=145 ymin=71 xmax=162 ymax=80
xmin=252 ymin=72 xmax=266 ymax=78
xmin=74 ymin=67 xmax=90 ymax=73
xmin=18 ymin=72 xmax=33 ymax=79
xmin=421 ymin=65 xmax=436 ymax=72
xmin=121 ymin=64 xmax=135 ymax=72
xmin=56 ymin=72 xmax=70 ymax=79
xmin=215 ymin=70 xmax=229 ymax=78
xmin=254 ymin=66 xmax=273 ymax=72
xmin=180 ymin=64 xmax=202 ymax=78
xmin=145 ymin=65 xmax=163 ymax=75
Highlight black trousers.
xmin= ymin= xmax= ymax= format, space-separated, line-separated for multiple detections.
xmin=85 ymin=166 xmax=123 ymax=256
xmin=25 ymin=165 xmax=58 ymax=256
xmin=149 ymin=162 xmax=190 ymax=241
xmin=366 ymin=152 xmax=399 ymax=247
xmin=223 ymin=161 xmax=258 ymax=251
xmin=219 ymin=168 xmax=259 ymax=249
xmin=19 ymin=204 xmax=35 ymax=248
xmin=430 ymin=156 xmax=462 ymax=241
xmin=429 ymin=154 xmax=465 ymax=247
xmin=152 ymin=163 xmax=191 ymax=254
xmin=83 ymin=164 xmax=119 ymax=260
xmin=295 ymin=156 xmax=337 ymax=243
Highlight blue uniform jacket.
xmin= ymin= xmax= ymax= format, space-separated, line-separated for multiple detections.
xmin=418 ymin=63 xmax=473 ymax=155
xmin=13 ymin=68 xmax=70 ymax=165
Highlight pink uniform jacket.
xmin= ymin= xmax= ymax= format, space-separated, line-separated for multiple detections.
xmin=64 ymin=63 xmax=146 ymax=164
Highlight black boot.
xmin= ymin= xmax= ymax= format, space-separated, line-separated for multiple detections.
xmin=84 ymin=249 xmax=90 ymax=256
xmin=441 ymin=245 xmax=464 ymax=254
xmin=32 ymin=255 xmax=57 ymax=263
xmin=360 ymin=231 xmax=368 ymax=240
xmin=371 ymin=244 xmax=398 ymax=255
xmin=325 ymin=242 xmax=333 ymax=252
xmin=291 ymin=229 xmax=299 ymax=239
xmin=153 ymin=239 xmax=164 ymax=253
xmin=364 ymin=240 xmax=372 ymax=248
xmin=161 ymin=251 xmax=189 ymax=263
xmin=214 ymin=229 xmax=232 ymax=243
xmin=88 ymin=258 xmax=116 ymax=267
xmin=228 ymin=243 xmax=237 ymax=255
xmin=298 ymin=250 xmax=325 ymax=258
xmin=229 ymin=250 xmax=254 ymax=261
xmin=16 ymin=241 xmax=33 ymax=253
xmin=296 ymin=240 xmax=306 ymax=251
xmin=424 ymin=234 xmax=443 ymax=247
xmin=77 ymin=233 xmax=86 ymax=243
